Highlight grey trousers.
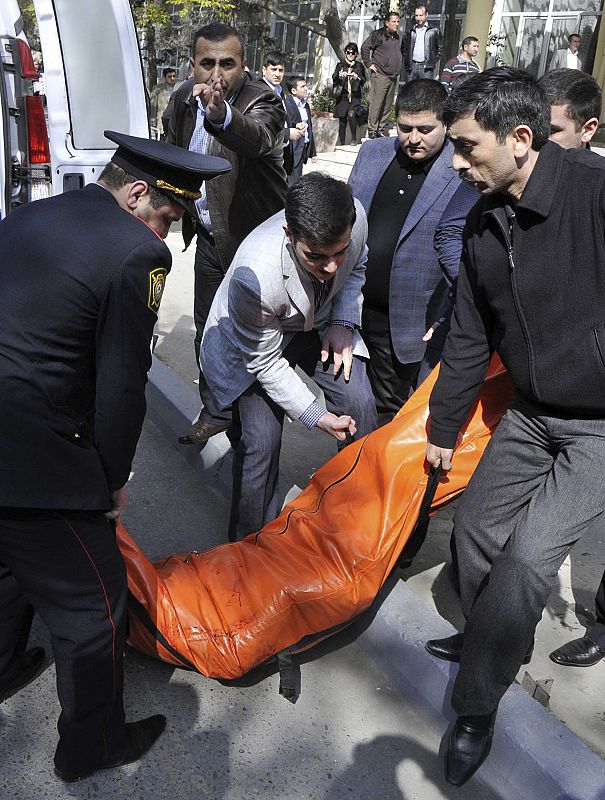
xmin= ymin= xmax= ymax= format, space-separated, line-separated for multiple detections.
xmin=229 ymin=331 xmax=377 ymax=540
xmin=451 ymin=402 xmax=605 ymax=715
xmin=368 ymin=72 xmax=397 ymax=135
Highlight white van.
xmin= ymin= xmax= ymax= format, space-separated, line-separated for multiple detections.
xmin=0 ymin=0 xmax=149 ymax=218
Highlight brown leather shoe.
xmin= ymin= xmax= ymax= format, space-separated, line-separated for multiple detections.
xmin=177 ymin=419 xmax=228 ymax=446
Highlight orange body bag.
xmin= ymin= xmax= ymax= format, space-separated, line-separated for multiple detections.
xmin=118 ymin=358 xmax=513 ymax=682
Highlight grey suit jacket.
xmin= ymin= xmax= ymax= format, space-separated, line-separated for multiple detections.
xmin=200 ymin=200 xmax=369 ymax=419
xmin=549 ymin=49 xmax=583 ymax=71
xmin=348 ymin=137 xmax=462 ymax=364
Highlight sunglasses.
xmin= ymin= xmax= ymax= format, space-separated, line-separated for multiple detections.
xmin=345 ymin=50 xmax=356 ymax=54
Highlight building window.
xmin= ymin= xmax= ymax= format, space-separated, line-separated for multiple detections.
xmin=492 ymin=0 xmax=603 ymax=76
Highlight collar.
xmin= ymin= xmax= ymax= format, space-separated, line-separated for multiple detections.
xmin=295 ymin=97 xmax=306 ymax=107
xmin=397 ymin=142 xmax=444 ymax=174
xmin=383 ymin=27 xmax=400 ymax=39
xmin=480 ymin=140 xmax=565 ymax=224
xmin=415 ymin=22 xmax=428 ymax=30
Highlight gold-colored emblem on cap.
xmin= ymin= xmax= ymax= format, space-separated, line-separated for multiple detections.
xmin=156 ymin=179 xmax=201 ymax=200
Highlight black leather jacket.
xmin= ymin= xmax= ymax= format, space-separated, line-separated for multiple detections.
xmin=402 ymin=24 xmax=442 ymax=70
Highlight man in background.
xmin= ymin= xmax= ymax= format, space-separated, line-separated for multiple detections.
xmin=149 ymin=67 xmax=176 ymax=139
xmin=440 ymin=36 xmax=480 ymax=92
xmin=260 ymin=51 xmax=298 ymax=176
xmin=402 ymin=4 xmax=442 ymax=82
xmin=538 ymin=67 xmax=605 ymax=669
xmin=539 ymin=67 xmax=600 ymax=149
xmin=284 ymin=75 xmax=317 ymax=185
xmin=549 ymin=32 xmax=583 ymax=72
xmin=361 ymin=11 xmax=402 ymax=139
xmin=167 ymin=23 xmax=288 ymax=446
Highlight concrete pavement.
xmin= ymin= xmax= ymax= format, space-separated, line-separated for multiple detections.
xmin=0 ymin=417 xmax=500 ymax=800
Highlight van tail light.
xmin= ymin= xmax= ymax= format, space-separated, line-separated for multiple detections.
xmin=24 ymin=95 xmax=50 ymax=164
xmin=17 ymin=39 xmax=39 ymax=79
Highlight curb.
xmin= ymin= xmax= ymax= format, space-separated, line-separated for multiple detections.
xmin=146 ymin=355 xmax=233 ymax=495
xmin=146 ymin=355 xmax=605 ymax=800
xmin=355 ymin=580 xmax=605 ymax=800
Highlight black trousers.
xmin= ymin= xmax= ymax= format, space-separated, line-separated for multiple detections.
xmin=194 ymin=227 xmax=232 ymax=427
xmin=362 ymin=307 xmax=421 ymax=427
xmin=589 ymin=570 xmax=605 ymax=648
xmin=0 ymin=510 xmax=128 ymax=772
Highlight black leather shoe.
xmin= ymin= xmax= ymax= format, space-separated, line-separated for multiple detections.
xmin=0 ymin=647 xmax=45 ymax=702
xmin=367 ymin=132 xmax=377 ymax=139
xmin=445 ymin=712 xmax=495 ymax=786
xmin=178 ymin=419 xmax=228 ymax=445
xmin=54 ymin=714 xmax=166 ymax=782
xmin=426 ymin=633 xmax=533 ymax=664
xmin=549 ymin=635 xmax=605 ymax=667
xmin=426 ymin=633 xmax=465 ymax=662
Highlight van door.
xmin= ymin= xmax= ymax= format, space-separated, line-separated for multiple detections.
xmin=34 ymin=0 xmax=148 ymax=194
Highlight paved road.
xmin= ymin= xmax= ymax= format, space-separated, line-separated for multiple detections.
xmin=0 ymin=418 xmax=500 ymax=800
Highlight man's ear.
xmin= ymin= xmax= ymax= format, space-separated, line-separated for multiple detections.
xmin=188 ymin=55 xmax=195 ymax=73
xmin=511 ymin=124 xmax=533 ymax=159
xmin=124 ymin=180 xmax=150 ymax=211
xmin=581 ymin=116 xmax=600 ymax=144
xmin=283 ymin=223 xmax=293 ymax=244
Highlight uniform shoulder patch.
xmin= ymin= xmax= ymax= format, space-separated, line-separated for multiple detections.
xmin=148 ymin=267 xmax=167 ymax=313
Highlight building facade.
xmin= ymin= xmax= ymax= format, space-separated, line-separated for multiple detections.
xmin=264 ymin=0 xmax=605 ymax=102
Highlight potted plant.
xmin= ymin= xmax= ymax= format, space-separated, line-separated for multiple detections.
xmin=309 ymin=86 xmax=338 ymax=152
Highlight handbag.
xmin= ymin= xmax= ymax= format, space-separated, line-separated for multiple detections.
xmin=331 ymin=83 xmax=343 ymax=99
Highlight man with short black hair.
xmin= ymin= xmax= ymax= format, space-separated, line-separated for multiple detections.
xmin=200 ymin=173 xmax=377 ymax=539
xmin=0 ymin=133 xmax=228 ymax=781
xmin=167 ymin=22 xmax=288 ymax=446
xmin=284 ymin=75 xmax=317 ymax=185
xmin=361 ymin=11 xmax=402 ymax=139
xmin=549 ymin=32 xmax=583 ymax=71
xmin=440 ymin=36 xmax=480 ymax=92
xmin=149 ymin=67 xmax=177 ymax=138
xmin=348 ymin=79 xmax=465 ymax=425
xmin=536 ymin=67 xmax=605 ymax=670
xmin=402 ymin=4 xmax=442 ymax=82
xmin=423 ymin=66 xmax=605 ymax=785
xmin=539 ymin=67 xmax=601 ymax=149
xmin=260 ymin=51 xmax=298 ymax=176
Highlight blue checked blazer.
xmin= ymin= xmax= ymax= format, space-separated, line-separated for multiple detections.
xmin=348 ymin=136 xmax=462 ymax=364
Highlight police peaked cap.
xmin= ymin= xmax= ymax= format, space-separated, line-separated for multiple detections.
xmin=104 ymin=130 xmax=231 ymax=213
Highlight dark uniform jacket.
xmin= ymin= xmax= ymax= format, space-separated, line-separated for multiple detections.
xmin=0 ymin=183 xmax=171 ymax=509
xmin=430 ymin=141 xmax=605 ymax=448
xmin=167 ymin=73 xmax=288 ymax=269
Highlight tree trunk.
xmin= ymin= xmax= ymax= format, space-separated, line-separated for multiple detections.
xmin=147 ymin=23 xmax=159 ymax=90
